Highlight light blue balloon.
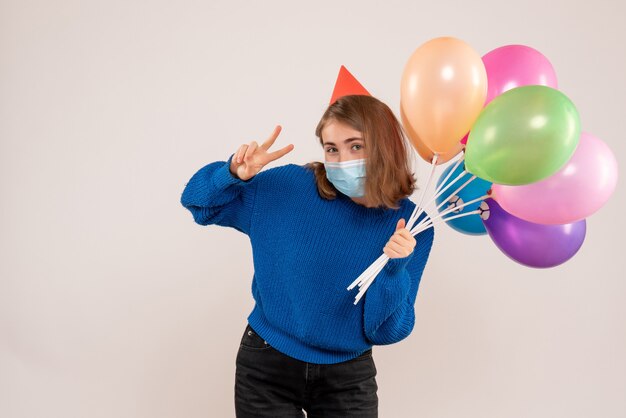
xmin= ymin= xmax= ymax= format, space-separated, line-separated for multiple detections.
xmin=435 ymin=161 xmax=492 ymax=235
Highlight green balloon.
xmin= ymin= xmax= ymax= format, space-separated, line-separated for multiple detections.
xmin=465 ymin=85 xmax=580 ymax=185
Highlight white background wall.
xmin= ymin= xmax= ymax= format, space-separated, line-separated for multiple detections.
xmin=1 ymin=0 xmax=624 ymax=417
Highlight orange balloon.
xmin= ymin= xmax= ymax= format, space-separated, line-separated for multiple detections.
xmin=400 ymin=37 xmax=487 ymax=155
xmin=400 ymin=105 xmax=463 ymax=164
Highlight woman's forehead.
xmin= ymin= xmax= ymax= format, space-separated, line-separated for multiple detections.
xmin=321 ymin=120 xmax=363 ymax=144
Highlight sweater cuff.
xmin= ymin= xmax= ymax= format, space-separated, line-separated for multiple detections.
xmin=384 ymin=251 xmax=415 ymax=275
xmin=212 ymin=153 xmax=254 ymax=190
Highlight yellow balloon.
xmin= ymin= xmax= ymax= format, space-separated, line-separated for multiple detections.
xmin=401 ymin=37 xmax=487 ymax=155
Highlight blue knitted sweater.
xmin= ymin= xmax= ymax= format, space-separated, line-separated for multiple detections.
xmin=180 ymin=154 xmax=434 ymax=364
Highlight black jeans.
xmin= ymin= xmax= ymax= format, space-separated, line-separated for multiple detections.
xmin=235 ymin=324 xmax=378 ymax=417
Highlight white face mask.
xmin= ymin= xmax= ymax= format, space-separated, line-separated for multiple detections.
xmin=324 ymin=158 xmax=367 ymax=198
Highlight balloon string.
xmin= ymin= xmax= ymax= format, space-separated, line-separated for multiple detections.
xmin=411 ymin=210 xmax=482 ymax=236
xmin=411 ymin=154 xmax=469 ymax=227
xmin=413 ymin=193 xmax=487 ymax=232
xmin=351 ymin=153 xmax=441 ymax=303
xmin=407 ymin=153 xmax=439 ymax=231
xmin=350 ymin=192 xmax=487 ymax=304
xmin=346 ymin=253 xmax=388 ymax=291
xmin=437 ymin=174 xmax=476 ymax=208
xmin=408 ymin=170 xmax=475 ymax=232
xmin=354 ymin=206 xmax=484 ymax=305
xmin=353 ymin=259 xmax=386 ymax=305
xmin=348 ymin=153 xmax=479 ymax=305
xmin=429 ymin=169 xmax=471 ymax=210
xmin=411 ymin=194 xmax=488 ymax=234
xmin=433 ymin=175 xmax=478 ymax=213
xmin=434 ymin=154 xmax=465 ymax=197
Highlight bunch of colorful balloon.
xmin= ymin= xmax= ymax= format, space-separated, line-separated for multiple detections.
xmin=347 ymin=37 xmax=618 ymax=304
xmin=399 ymin=37 xmax=618 ymax=269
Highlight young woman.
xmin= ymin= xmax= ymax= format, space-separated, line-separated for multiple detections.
xmin=180 ymin=94 xmax=434 ymax=417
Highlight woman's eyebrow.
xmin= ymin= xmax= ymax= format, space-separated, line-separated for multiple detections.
xmin=323 ymin=137 xmax=363 ymax=146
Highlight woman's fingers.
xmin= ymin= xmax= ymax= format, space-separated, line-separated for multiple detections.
xmin=390 ymin=232 xmax=414 ymax=247
xmin=385 ymin=232 xmax=416 ymax=258
xmin=260 ymin=125 xmax=282 ymax=150
xmin=397 ymin=231 xmax=416 ymax=248
xmin=388 ymin=241 xmax=406 ymax=254
xmin=235 ymin=125 xmax=291 ymax=170
xmin=244 ymin=141 xmax=258 ymax=163
xmin=383 ymin=243 xmax=403 ymax=258
xmin=385 ymin=241 xmax=411 ymax=258
xmin=235 ymin=144 xmax=249 ymax=164
xmin=267 ymin=143 xmax=294 ymax=163
xmin=396 ymin=226 xmax=414 ymax=239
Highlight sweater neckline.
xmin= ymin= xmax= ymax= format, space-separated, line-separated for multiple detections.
xmin=335 ymin=191 xmax=396 ymax=218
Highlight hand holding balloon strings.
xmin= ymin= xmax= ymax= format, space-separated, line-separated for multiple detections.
xmin=349 ymin=153 xmax=483 ymax=304
xmin=383 ymin=218 xmax=417 ymax=259
xmin=348 ymin=155 xmax=445 ymax=301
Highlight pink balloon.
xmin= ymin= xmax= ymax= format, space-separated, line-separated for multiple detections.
xmin=492 ymin=132 xmax=618 ymax=224
xmin=462 ymin=45 xmax=557 ymax=147
xmin=483 ymin=45 xmax=558 ymax=104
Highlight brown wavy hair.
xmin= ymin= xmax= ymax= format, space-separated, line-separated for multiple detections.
xmin=305 ymin=95 xmax=417 ymax=209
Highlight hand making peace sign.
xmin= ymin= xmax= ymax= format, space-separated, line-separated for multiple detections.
xmin=229 ymin=125 xmax=295 ymax=181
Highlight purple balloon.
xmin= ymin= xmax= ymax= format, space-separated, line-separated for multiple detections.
xmin=481 ymin=199 xmax=586 ymax=268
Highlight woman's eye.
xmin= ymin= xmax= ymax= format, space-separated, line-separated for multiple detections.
xmin=326 ymin=148 xmax=337 ymax=153
xmin=352 ymin=144 xmax=363 ymax=151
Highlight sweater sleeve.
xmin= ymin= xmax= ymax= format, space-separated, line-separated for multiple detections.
xmin=363 ymin=215 xmax=435 ymax=345
xmin=180 ymin=153 xmax=258 ymax=235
